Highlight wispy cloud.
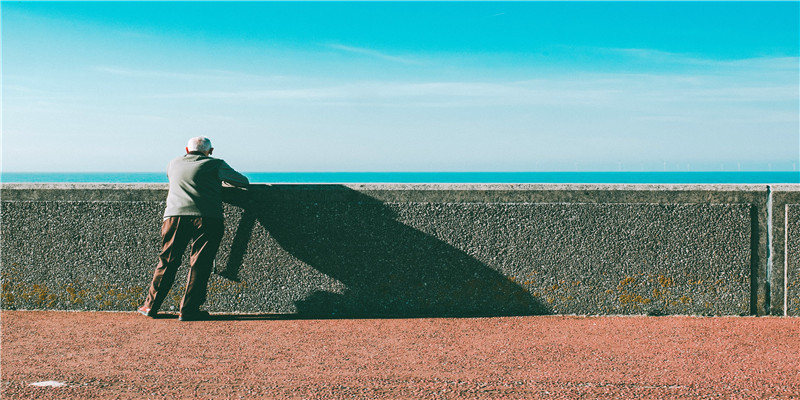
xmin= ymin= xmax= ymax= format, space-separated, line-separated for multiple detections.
xmin=144 ymin=80 xmax=610 ymax=109
xmin=140 ymin=64 xmax=797 ymax=134
xmin=599 ymin=48 xmax=799 ymax=70
xmin=92 ymin=66 xmax=288 ymax=82
xmin=151 ymin=88 xmax=335 ymax=101
xmin=325 ymin=43 xmax=424 ymax=65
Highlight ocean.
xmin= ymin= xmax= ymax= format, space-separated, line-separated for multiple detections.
xmin=2 ymin=171 xmax=799 ymax=184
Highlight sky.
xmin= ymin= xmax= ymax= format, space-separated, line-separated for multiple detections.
xmin=2 ymin=1 xmax=799 ymax=173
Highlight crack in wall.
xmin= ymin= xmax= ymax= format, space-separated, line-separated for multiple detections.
xmin=765 ymin=185 xmax=773 ymax=315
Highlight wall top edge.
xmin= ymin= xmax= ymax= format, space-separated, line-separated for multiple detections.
xmin=769 ymin=184 xmax=800 ymax=192
xmin=1 ymin=183 xmax=168 ymax=190
xmin=0 ymin=182 xmax=780 ymax=192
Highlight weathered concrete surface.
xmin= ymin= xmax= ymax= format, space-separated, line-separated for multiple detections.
xmin=788 ymin=205 xmax=800 ymax=316
xmin=771 ymin=185 xmax=800 ymax=316
xmin=1 ymin=183 xmax=769 ymax=316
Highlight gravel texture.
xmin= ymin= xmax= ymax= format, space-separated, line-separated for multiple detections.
xmin=2 ymin=311 xmax=798 ymax=399
xmin=770 ymin=186 xmax=800 ymax=316
xmin=787 ymin=205 xmax=800 ymax=316
xmin=2 ymin=184 xmax=765 ymax=316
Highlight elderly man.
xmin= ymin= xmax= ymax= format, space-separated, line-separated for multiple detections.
xmin=138 ymin=136 xmax=249 ymax=321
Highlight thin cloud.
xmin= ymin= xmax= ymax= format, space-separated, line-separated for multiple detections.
xmin=150 ymin=88 xmax=338 ymax=101
xmin=145 ymin=71 xmax=796 ymax=111
xmin=94 ymin=66 xmax=224 ymax=80
xmin=146 ymin=80 xmax=621 ymax=107
xmin=325 ymin=43 xmax=425 ymax=65
xmin=92 ymin=66 xmax=286 ymax=82
xmin=602 ymin=48 xmax=799 ymax=70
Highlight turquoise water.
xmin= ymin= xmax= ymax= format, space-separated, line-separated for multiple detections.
xmin=2 ymin=171 xmax=799 ymax=184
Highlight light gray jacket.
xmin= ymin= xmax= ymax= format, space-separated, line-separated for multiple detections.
xmin=163 ymin=152 xmax=249 ymax=219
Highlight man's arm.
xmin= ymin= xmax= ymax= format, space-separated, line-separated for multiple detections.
xmin=218 ymin=161 xmax=249 ymax=188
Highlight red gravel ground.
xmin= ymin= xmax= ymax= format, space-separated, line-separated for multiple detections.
xmin=1 ymin=312 xmax=798 ymax=399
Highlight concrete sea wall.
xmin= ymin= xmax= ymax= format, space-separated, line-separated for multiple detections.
xmin=1 ymin=183 xmax=798 ymax=316
xmin=773 ymin=185 xmax=800 ymax=316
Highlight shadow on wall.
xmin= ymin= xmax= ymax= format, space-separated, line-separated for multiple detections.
xmin=218 ymin=185 xmax=546 ymax=318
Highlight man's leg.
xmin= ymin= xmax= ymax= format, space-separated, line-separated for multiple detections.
xmin=180 ymin=217 xmax=224 ymax=314
xmin=143 ymin=217 xmax=192 ymax=312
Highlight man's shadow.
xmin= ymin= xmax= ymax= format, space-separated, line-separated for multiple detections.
xmin=218 ymin=185 xmax=547 ymax=318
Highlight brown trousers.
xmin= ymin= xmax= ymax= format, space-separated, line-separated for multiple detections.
xmin=143 ymin=216 xmax=224 ymax=313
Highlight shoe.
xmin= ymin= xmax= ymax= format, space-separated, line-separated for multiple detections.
xmin=178 ymin=310 xmax=211 ymax=321
xmin=137 ymin=305 xmax=157 ymax=318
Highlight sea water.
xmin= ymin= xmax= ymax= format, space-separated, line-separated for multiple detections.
xmin=2 ymin=171 xmax=799 ymax=184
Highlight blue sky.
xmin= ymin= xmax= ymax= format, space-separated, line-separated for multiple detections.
xmin=2 ymin=2 xmax=798 ymax=172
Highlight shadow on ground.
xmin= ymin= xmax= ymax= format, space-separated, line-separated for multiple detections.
xmin=217 ymin=185 xmax=546 ymax=318
xmin=143 ymin=313 xmax=305 ymax=321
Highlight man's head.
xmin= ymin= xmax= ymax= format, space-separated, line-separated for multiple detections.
xmin=186 ymin=136 xmax=213 ymax=156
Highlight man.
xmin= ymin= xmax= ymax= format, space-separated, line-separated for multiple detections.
xmin=138 ymin=136 xmax=249 ymax=321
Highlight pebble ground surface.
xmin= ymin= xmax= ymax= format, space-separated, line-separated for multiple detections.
xmin=1 ymin=311 xmax=798 ymax=399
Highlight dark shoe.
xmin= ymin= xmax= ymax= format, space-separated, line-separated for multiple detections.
xmin=178 ymin=310 xmax=211 ymax=321
xmin=137 ymin=305 xmax=157 ymax=318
